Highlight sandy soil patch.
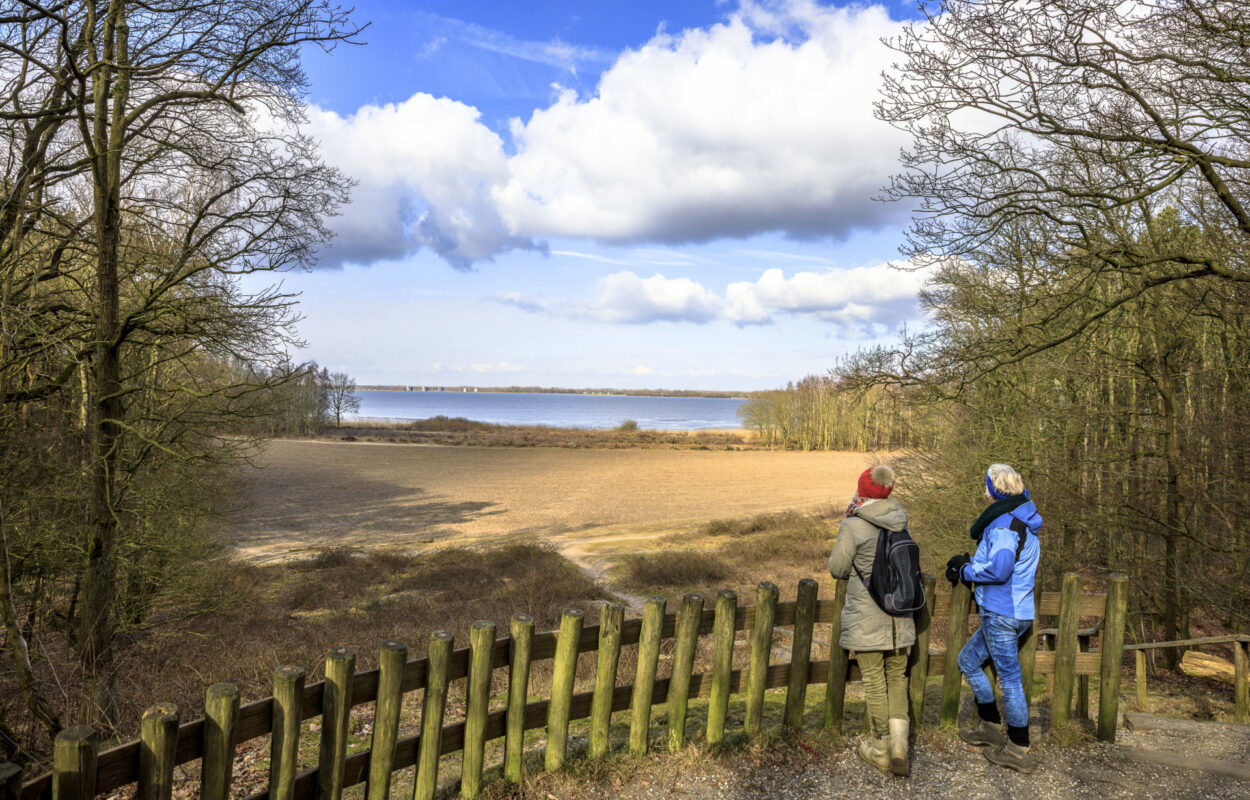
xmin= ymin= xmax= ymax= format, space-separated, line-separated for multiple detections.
xmin=226 ymin=439 xmax=872 ymax=563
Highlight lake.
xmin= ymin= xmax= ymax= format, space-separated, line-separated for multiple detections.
xmin=350 ymin=390 xmax=748 ymax=431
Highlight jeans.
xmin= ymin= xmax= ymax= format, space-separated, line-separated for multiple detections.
xmin=857 ymin=648 xmax=909 ymax=738
xmin=957 ymin=609 xmax=1032 ymax=728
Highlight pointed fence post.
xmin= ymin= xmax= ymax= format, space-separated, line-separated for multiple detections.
xmin=590 ymin=603 xmax=625 ymax=759
xmin=463 ymin=621 xmax=496 ymax=798
xmin=366 ymin=640 xmax=407 ymax=800
xmin=746 ymin=581 xmax=779 ymax=736
xmin=939 ymin=581 xmax=973 ymax=725
xmin=320 ymin=647 xmax=356 ymax=800
xmin=504 ymin=614 xmax=534 ymax=782
xmin=52 ymin=726 xmax=98 ymax=800
xmin=545 ymin=608 xmax=584 ymax=771
xmin=139 ymin=704 xmax=179 ymax=800
xmin=707 ymin=589 xmax=738 ymax=745
xmin=415 ymin=631 xmax=454 ymax=800
xmin=784 ymin=579 xmax=819 ymax=729
xmin=824 ymin=579 xmax=850 ymax=730
xmin=202 ymin=683 xmax=239 ymax=800
xmin=667 ymin=593 xmax=705 ymax=751
xmin=269 ymin=666 xmax=305 ymax=800
xmin=629 ymin=596 xmax=666 ymax=755
xmin=1097 ymin=573 xmax=1128 ymax=741
xmin=908 ymin=574 xmax=937 ymax=727
xmin=1051 ymin=572 xmax=1083 ymax=727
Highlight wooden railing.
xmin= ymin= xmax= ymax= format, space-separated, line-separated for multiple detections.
xmin=12 ymin=571 xmax=1128 ymax=800
xmin=1127 ymin=635 xmax=1250 ymax=722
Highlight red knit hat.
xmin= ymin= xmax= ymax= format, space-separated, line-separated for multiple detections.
xmin=857 ymin=465 xmax=895 ymax=499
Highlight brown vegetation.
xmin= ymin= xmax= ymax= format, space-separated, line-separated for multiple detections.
xmin=328 ymin=417 xmax=753 ymax=450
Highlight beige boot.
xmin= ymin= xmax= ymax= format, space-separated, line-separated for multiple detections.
xmin=856 ymin=736 xmax=890 ymax=773
xmin=887 ymin=718 xmax=910 ymax=776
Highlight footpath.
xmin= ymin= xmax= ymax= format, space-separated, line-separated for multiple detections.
xmin=525 ymin=715 xmax=1250 ymax=800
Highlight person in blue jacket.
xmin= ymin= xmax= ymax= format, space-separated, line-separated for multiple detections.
xmin=945 ymin=463 xmax=1041 ymax=774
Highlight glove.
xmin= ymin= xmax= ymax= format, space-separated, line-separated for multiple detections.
xmin=945 ymin=553 xmax=972 ymax=585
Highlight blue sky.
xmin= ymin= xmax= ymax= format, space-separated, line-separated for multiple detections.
xmin=260 ymin=0 xmax=931 ymax=391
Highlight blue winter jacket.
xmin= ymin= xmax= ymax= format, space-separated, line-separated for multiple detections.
xmin=960 ymin=499 xmax=1042 ymax=620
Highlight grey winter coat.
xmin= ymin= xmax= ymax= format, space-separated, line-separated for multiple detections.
xmin=827 ymin=498 xmax=917 ymax=652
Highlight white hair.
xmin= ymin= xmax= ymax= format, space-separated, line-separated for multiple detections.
xmin=987 ymin=463 xmax=1024 ymax=498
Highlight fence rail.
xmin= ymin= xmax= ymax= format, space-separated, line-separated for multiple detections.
xmin=15 ymin=572 xmax=1132 ymax=800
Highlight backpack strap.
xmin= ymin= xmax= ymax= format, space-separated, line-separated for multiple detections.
xmin=851 ymin=525 xmax=886 ymax=589
xmin=1009 ymin=517 xmax=1029 ymax=561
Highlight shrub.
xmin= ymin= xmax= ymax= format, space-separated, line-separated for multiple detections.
xmin=618 ymin=419 xmax=639 ymax=432
xmin=621 ymin=550 xmax=730 ymax=587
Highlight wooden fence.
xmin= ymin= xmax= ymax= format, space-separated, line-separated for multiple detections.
xmin=12 ymin=571 xmax=1128 ymax=800
xmin=1127 ymin=635 xmax=1250 ymax=723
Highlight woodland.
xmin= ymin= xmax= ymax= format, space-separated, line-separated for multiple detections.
xmin=741 ymin=0 xmax=1250 ymax=665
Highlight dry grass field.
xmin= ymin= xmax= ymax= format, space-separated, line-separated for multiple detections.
xmin=227 ymin=438 xmax=873 ymax=569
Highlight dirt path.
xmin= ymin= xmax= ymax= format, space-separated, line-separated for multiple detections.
xmin=226 ymin=439 xmax=870 ymax=567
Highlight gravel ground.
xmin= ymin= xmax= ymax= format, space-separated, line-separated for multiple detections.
xmin=515 ymin=723 xmax=1250 ymax=800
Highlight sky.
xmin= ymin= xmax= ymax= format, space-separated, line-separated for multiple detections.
xmin=256 ymin=0 xmax=933 ymax=391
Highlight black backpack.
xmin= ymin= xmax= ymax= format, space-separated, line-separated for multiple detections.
xmin=853 ymin=526 xmax=926 ymax=617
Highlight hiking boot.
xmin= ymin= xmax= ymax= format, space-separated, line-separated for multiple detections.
xmin=857 ymin=736 xmax=890 ymax=773
xmin=887 ymin=718 xmax=910 ymax=776
xmin=984 ymin=740 xmax=1035 ymax=774
xmin=958 ymin=719 xmax=1006 ymax=748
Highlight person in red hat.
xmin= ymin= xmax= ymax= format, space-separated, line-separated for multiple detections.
xmin=828 ymin=465 xmax=915 ymax=776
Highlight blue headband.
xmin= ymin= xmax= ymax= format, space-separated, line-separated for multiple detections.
xmin=986 ymin=471 xmax=1008 ymax=500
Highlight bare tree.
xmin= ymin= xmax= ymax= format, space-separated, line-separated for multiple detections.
xmin=877 ymin=0 xmax=1250 ymax=373
xmin=323 ymin=368 xmax=359 ymax=427
xmin=0 ymin=0 xmax=362 ymax=727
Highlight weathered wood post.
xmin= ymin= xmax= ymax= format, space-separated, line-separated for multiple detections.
xmin=590 ymin=603 xmax=625 ymax=759
xmin=1051 ymin=572 xmax=1083 ymax=727
xmin=1097 ymin=573 xmax=1128 ymax=741
xmin=1234 ymin=639 xmax=1249 ymax=725
xmin=414 ymin=631 xmax=454 ymax=800
xmin=746 ymin=581 xmax=779 ymax=736
xmin=462 ymin=621 xmax=496 ymax=798
xmin=784 ymin=579 xmax=819 ymax=729
xmin=0 ymin=762 xmax=21 ymax=800
xmin=667 ymin=593 xmax=705 ymax=751
xmin=1019 ymin=591 xmax=1042 ymax=707
xmin=629 ymin=596 xmax=667 ymax=755
xmin=139 ymin=704 xmax=179 ymax=800
xmin=545 ymin=608 xmax=584 ymax=771
xmin=707 ymin=589 xmax=738 ymax=745
xmin=504 ymin=614 xmax=534 ymax=782
xmin=202 ymin=683 xmax=239 ymax=800
xmin=1135 ymin=650 xmax=1148 ymax=708
xmin=940 ymin=581 xmax=973 ymax=725
xmin=269 ymin=666 xmax=305 ymax=800
xmin=823 ymin=579 xmax=849 ymax=730
xmin=366 ymin=640 xmax=407 ymax=800
xmin=52 ymin=726 xmax=97 ymax=800
xmin=908 ymin=574 xmax=937 ymax=727
xmin=320 ymin=647 xmax=356 ymax=800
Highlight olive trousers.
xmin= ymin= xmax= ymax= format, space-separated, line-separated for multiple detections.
xmin=857 ymin=648 xmax=909 ymax=737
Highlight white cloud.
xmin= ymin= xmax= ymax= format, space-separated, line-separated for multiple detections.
xmin=309 ymin=1 xmax=910 ymax=268
xmin=502 ymin=259 xmax=931 ymax=331
xmin=581 ymin=271 xmax=723 ymax=324
xmin=497 ymin=2 xmax=908 ymax=246
xmin=488 ymin=291 xmax=548 ymax=313
xmin=725 ymin=261 xmax=932 ymax=331
xmin=307 ymin=94 xmax=542 ymax=268
xmin=414 ymin=12 xmax=616 ymax=73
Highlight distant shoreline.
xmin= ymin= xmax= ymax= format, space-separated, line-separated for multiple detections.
xmin=356 ymin=385 xmax=753 ymax=399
